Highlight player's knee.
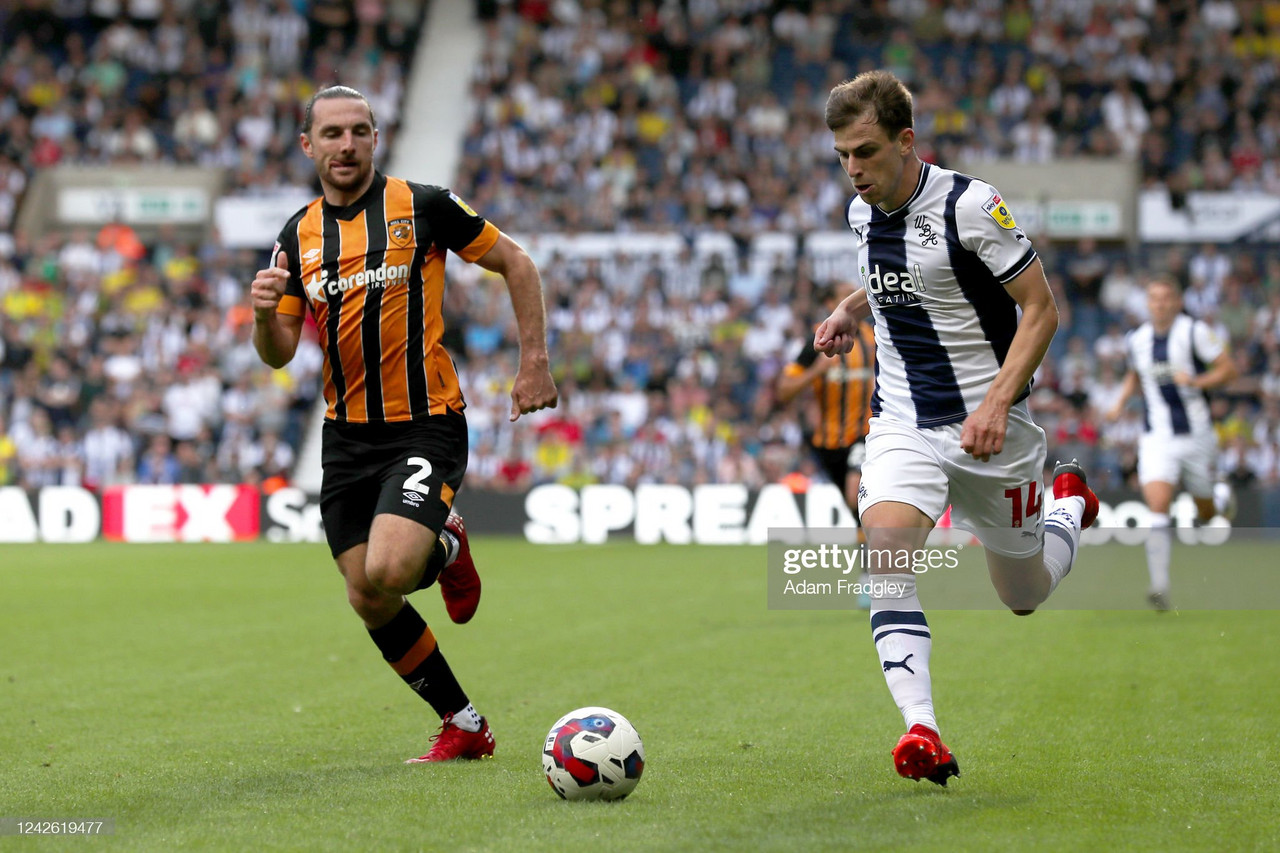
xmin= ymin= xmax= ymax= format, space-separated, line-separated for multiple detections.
xmin=363 ymin=555 xmax=420 ymax=595
xmin=346 ymin=581 xmax=397 ymax=622
xmin=864 ymin=530 xmax=920 ymax=555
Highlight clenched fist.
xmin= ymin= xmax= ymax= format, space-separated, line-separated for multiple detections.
xmin=251 ymin=250 xmax=290 ymax=319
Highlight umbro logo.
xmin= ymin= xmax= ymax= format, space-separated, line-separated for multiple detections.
xmin=304 ymin=247 xmax=321 ymax=260
xmin=409 ymin=678 xmax=427 ymax=691
xmin=403 ymin=491 xmax=424 ymax=507
xmin=883 ymin=654 xmax=915 ymax=674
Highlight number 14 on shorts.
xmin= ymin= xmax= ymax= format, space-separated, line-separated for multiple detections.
xmin=1004 ymin=481 xmax=1041 ymax=527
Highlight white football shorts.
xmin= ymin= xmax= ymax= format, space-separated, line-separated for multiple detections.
xmin=858 ymin=400 xmax=1048 ymax=558
xmin=1137 ymin=431 xmax=1218 ymax=498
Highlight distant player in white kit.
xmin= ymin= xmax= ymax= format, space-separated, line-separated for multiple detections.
xmin=1105 ymin=279 xmax=1236 ymax=611
xmin=813 ymin=70 xmax=1098 ymax=786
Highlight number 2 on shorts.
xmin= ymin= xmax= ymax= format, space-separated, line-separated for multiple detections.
xmin=1004 ymin=481 xmax=1042 ymax=528
xmin=403 ymin=456 xmax=433 ymax=494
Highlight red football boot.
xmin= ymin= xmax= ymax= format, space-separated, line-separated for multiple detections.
xmin=892 ymin=724 xmax=960 ymax=787
xmin=405 ymin=714 xmax=495 ymax=763
xmin=439 ymin=512 xmax=481 ymax=624
xmin=1052 ymin=459 xmax=1099 ymax=529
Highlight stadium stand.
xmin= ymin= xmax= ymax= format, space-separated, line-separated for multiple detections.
xmin=0 ymin=0 xmax=419 ymax=489
xmin=446 ymin=1 xmax=1280 ymax=504
xmin=1 ymin=0 xmax=1278 ymax=521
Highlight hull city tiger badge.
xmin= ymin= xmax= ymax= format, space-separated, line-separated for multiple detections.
xmin=389 ymin=218 xmax=414 ymax=248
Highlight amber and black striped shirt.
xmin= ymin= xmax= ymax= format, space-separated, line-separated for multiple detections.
xmin=274 ymin=172 xmax=498 ymax=423
xmin=784 ymin=323 xmax=876 ymax=450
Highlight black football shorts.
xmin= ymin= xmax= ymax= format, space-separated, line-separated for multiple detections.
xmin=319 ymin=411 xmax=468 ymax=558
xmin=809 ymin=438 xmax=867 ymax=492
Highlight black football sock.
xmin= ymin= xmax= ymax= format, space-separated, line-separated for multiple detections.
xmin=414 ymin=535 xmax=450 ymax=591
xmin=367 ymin=603 xmax=469 ymax=718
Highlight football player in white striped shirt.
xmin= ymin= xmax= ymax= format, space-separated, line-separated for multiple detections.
xmin=1105 ymin=279 xmax=1237 ymax=610
xmin=813 ymin=70 xmax=1098 ymax=787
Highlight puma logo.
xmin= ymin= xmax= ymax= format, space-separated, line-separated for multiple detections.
xmin=883 ymin=654 xmax=915 ymax=674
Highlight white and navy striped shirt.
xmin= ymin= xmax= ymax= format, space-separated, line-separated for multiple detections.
xmin=1125 ymin=314 xmax=1225 ymax=436
xmin=846 ymin=163 xmax=1037 ymax=428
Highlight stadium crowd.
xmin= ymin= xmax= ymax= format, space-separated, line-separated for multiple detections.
xmin=0 ymin=0 xmax=420 ymax=488
xmin=1 ymin=0 xmax=1279 ymax=518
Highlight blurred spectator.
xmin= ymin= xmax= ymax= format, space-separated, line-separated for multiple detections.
xmin=136 ymin=433 xmax=180 ymax=484
xmin=0 ymin=411 xmax=16 ymax=485
xmin=82 ymin=397 xmax=134 ymax=489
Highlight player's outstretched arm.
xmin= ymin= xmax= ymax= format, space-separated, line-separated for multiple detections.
xmin=252 ymin=250 xmax=304 ymax=368
xmin=814 ymin=288 xmax=870 ymax=355
xmin=475 ymin=232 xmax=559 ymax=421
xmin=961 ymin=258 xmax=1058 ymax=461
xmin=1105 ymin=370 xmax=1141 ymax=422
xmin=776 ymin=356 xmax=834 ymax=405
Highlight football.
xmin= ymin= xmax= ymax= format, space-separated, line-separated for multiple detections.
xmin=542 ymin=707 xmax=645 ymax=801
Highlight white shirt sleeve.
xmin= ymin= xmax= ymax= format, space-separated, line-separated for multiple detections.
xmin=1192 ymin=319 xmax=1226 ymax=364
xmin=957 ymin=179 xmax=1036 ymax=285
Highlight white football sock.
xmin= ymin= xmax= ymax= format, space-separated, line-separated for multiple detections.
xmin=1213 ymin=483 xmax=1233 ymax=518
xmin=1043 ymin=496 xmax=1084 ymax=594
xmin=452 ymin=702 xmax=482 ymax=732
xmin=870 ymin=573 xmax=937 ymax=734
xmin=1146 ymin=512 xmax=1172 ymax=594
xmin=440 ymin=529 xmax=460 ymax=567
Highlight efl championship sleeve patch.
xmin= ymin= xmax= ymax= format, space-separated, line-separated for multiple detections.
xmin=982 ymin=191 xmax=1018 ymax=230
xmin=448 ymin=191 xmax=479 ymax=217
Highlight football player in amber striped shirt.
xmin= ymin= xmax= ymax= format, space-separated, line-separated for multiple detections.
xmin=251 ymin=86 xmax=558 ymax=763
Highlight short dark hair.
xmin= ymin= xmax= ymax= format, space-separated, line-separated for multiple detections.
xmin=824 ymin=70 xmax=914 ymax=136
xmin=302 ymin=85 xmax=377 ymax=134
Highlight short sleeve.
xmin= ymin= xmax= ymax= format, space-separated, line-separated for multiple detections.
xmin=422 ymin=187 xmax=500 ymax=262
xmin=273 ymin=222 xmax=306 ymax=317
xmin=957 ymin=179 xmax=1037 ymax=286
xmin=1192 ymin=319 xmax=1226 ymax=364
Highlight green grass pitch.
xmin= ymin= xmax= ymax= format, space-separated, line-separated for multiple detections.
xmin=2 ymin=538 xmax=1278 ymax=852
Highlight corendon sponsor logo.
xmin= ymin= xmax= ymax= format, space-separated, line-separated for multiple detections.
xmin=305 ymin=263 xmax=411 ymax=302
xmin=827 ymin=365 xmax=874 ymax=382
